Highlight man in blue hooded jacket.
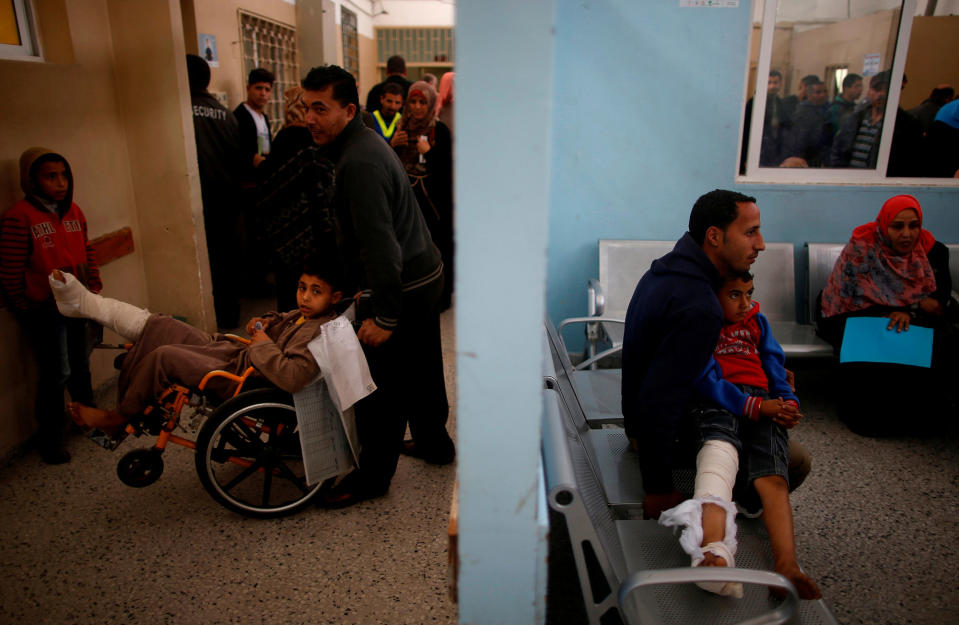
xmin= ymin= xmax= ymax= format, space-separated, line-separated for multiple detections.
xmin=622 ymin=189 xmax=767 ymax=519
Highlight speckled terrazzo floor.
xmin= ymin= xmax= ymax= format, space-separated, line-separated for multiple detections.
xmin=0 ymin=303 xmax=458 ymax=625
xmin=546 ymin=361 xmax=959 ymax=625
xmin=785 ymin=362 xmax=959 ymax=625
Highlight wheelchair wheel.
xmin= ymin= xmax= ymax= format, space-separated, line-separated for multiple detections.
xmin=194 ymin=388 xmax=322 ymax=518
xmin=117 ymin=448 xmax=164 ymax=487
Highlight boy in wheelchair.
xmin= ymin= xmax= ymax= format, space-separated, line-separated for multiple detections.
xmin=49 ymin=257 xmax=344 ymax=440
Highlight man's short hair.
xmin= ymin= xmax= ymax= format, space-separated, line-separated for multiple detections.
xmin=688 ymin=189 xmax=758 ymax=246
xmin=930 ymin=85 xmax=955 ymax=103
xmin=382 ymin=82 xmax=404 ymax=97
xmin=870 ymin=70 xmax=891 ymax=91
xmin=800 ymin=74 xmax=821 ymax=87
xmin=248 ymin=67 xmax=275 ymax=86
xmin=186 ymin=54 xmax=211 ymax=92
xmin=302 ymin=254 xmax=345 ymax=293
xmin=842 ymin=73 xmax=862 ymax=89
xmin=386 ymin=55 xmax=406 ymax=75
xmin=301 ymin=65 xmax=359 ymax=108
xmin=769 ymin=69 xmax=783 ymax=80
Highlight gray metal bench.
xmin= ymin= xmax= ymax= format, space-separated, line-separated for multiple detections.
xmin=543 ymin=320 xmax=839 ymax=625
xmin=566 ymin=239 xmax=831 ymax=370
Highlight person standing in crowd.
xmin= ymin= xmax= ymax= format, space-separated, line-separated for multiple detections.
xmin=186 ymin=54 xmax=244 ymax=329
xmin=365 ymin=55 xmax=412 ymax=114
xmin=740 ymin=70 xmax=789 ymax=173
xmin=371 ymin=82 xmax=404 ymax=142
xmin=924 ymin=98 xmax=959 ymax=178
xmin=908 ymin=85 xmax=954 ymax=135
xmin=826 ymin=73 xmax=862 ymax=137
xmin=234 ymin=68 xmax=275 ymax=174
xmin=391 ymin=81 xmax=454 ymax=311
xmin=779 ymin=77 xmax=832 ymax=167
xmin=781 ymin=74 xmax=819 ymax=123
xmin=830 ymin=70 xmax=922 ymax=176
xmin=254 ymin=86 xmax=338 ymax=313
xmin=0 ymin=148 xmax=102 ymax=464
xmin=421 ymin=72 xmax=438 ymax=88
xmin=436 ymin=72 xmax=455 ymax=135
xmin=302 ymin=65 xmax=454 ymax=506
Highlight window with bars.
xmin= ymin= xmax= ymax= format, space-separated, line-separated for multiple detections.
xmin=239 ymin=11 xmax=300 ymax=134
xmin=341 ymin=7 xmax=359 ymax=80
xmin=376 ymin=27 xmax=454 ymax=65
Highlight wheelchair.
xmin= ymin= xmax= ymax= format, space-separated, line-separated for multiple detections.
xmin=102 ymin=336 xmax=328 ymax=519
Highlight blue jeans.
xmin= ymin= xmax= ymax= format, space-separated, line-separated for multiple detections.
xmin=695 ymin=384 xmax=789 ymax=506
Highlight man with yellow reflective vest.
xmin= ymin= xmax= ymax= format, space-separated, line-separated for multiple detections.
xmin=371 ymin=82 xmax=404 ymax=142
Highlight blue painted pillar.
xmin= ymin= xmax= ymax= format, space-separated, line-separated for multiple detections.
xmin=455 ymin=2 xmax=556 ymax=623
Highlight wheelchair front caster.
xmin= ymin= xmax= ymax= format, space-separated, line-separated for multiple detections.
xmin=117 ymin=448 xmax=164 ymax=488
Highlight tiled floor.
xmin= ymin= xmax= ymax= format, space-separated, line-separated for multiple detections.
xmin=2 ymin=305 xmax=958 ymax=625
xmin=0 ymin=304 xmax=458 ymax=625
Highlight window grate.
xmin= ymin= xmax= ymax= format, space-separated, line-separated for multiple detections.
xmin=375 ymin=27 xmax=454 ymax=65
xmin=239 ymin=11 xmax=300 ymax=134
xmin=341 ymin=7 xmax=359 ymax=80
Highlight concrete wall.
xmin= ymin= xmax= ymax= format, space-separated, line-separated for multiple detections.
xmin=547 ymin=1 xmax=959 ymax=348
xmin=189 ymin=0 xmax=298 ymax=110
xmin=0 ymin=0 xmax=209 ymax=458
xmin=787 ymin=9 xmax=900 ymax=96
xmin=901 ymin=15 xmax=959 ymax=109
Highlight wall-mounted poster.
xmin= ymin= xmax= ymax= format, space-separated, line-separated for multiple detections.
xmin=200 ymin=34 xmax=219 ymax=68
xmin=863 ymin=53 xmax=880 ymax=77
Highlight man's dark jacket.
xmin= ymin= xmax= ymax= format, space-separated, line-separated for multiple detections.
xmin=621 ymin=233 xmax=724 ymax=494
xmin=321 ymin=113 xmax=441 ymax=330
xmin=190 ymin=90 xmax=242 ymax=211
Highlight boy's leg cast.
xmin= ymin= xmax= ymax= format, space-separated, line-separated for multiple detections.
xmin=660 ymin=438 xmax=744 ymax=598
xmin=48 ymin=270 xmax=150 ymax=342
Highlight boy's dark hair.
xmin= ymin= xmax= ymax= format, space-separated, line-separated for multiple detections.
xmin=301 ymin=255 xmax=345 ymax=293
xmin=800 ymin=74 xmax=821 ymax=88
xmin=727 ymin=270 xmax=754 ymax=283
xmin=769 ymin=69 xmax=782 ymax=80
xmin=688 ymin=189 xmax=757 ymax=246
xmin=186 ymin=54 xmax=211 ymax=92
xmin=248 ymin=67 xmax=275 ymax=86
xmin=842 ymin=73 xmax=862 ymax=89
xmin=386 ymin=55 xmax=406 ymax=75
xmin=382 ymin=82 xmax=404 ymax=97
xmin=302 ymin=65 xmax=359 ymax=108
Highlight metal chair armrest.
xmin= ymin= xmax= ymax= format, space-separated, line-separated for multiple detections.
xmin=588 ymin=278 xmax=606 ymax=316
xmin=617 ymin=567 xmax=799 ymax=625
xmin=574 ymin=345 xmax=624 ymax=370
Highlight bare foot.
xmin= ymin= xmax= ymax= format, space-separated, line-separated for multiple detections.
xmin=67 ymin=402 xmax=126 ymax=435
xmin=699 ymin=551 xmax=728 ymax=567
xmin=771 ymin=563 xmax=822 ymax=600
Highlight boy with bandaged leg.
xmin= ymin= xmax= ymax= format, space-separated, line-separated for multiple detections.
xmin=659 ymin=271 xmax=822 ymax=600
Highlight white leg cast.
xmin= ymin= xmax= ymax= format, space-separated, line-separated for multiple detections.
xmin=49 ymin=271 xmax=150 ymax=341
xmin=659 ymin=440 xmax=743 ymax=598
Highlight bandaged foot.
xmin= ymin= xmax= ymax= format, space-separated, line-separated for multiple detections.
xmin=660 ymin=497 xmax=744 ymax=598
xmin=49 ymin=270 xmax=149 ymax=341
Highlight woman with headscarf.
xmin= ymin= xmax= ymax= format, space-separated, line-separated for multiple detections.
xmin=255 ymin=86 xmax=340 ymax=311
xmin=817 ymin=194 xmax=955 ymax=434
xmin=390 ymin=80 xmax=454 ymax=311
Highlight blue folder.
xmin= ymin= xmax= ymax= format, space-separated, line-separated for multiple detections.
xmin=839 ymin=316 xmax=933 ymax=368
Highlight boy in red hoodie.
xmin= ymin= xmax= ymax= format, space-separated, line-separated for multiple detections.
xmin=659 ymin=272 xmax=821 ymax=599
xmin=0 ymin=148 xmax=102 ymax=464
